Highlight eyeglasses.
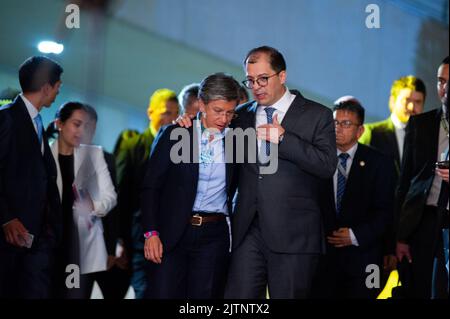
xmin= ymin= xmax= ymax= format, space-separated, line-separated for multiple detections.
xmin=334 ymin=120 xmax=361 ymax=129
xmin=211 ymin=108 xmax=237 ymax=119
xmin=242 ymin=72 xmax=280 ymax=89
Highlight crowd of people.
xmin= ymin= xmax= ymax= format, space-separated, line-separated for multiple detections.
xmin=0 ymin=47 xmax=448 ymax=299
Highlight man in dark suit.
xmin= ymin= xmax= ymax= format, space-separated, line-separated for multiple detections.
xmin=141 ymin=73 xmax=240 ymax=298
xmin=359 ymin=76 xmax=427 ymax=279
xmin=396 ymin=56 xmax=449 ymax=299
xmin=359 ymin=76 xmax=426 ymax=175
xmin=312 ymin=99 xmax=395 ymax=298
xmin=0 ymin=56 xmax=63 ymax=298
xmin=224 ymin=46 xmax=337 ymax=298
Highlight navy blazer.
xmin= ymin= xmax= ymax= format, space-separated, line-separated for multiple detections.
xmin=0 ymin=96 xmax=61 ymax=246
xmin=140 ymin=124 xmax=237 ymax=253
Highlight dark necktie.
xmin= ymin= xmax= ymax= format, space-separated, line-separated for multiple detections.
xmin=264 ymin=107 xmax=275 ymax=156
xmin=336 ymin=153 xmax=350 ymax=214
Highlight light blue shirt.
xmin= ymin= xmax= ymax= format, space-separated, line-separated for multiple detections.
xmin=192 ymin=121 xmax=228 ymax=215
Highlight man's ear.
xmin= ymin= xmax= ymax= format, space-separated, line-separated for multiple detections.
xmin=279 ymin=70 xmax=287 ymax=85
xmin=389 ymin=96 xmax=395 ymax=113
xmin=356 ymin=125 xmax=365 ymax=140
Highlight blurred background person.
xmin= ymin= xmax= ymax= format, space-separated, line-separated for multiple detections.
xmin=238 ymin=84 xmax=250 ymax=104
xmin=359 ymin=75 xmax=427 ymax=284
xmin=49 ymin=101 xmax=117 ymax=298
xmin=395 ymin=56 xmax=449 ymax=299
xmin=178 ymin=83 xmax=200 ymax=118
xmin=114 ymin=88 xmax=179 ymax=298
xmin=82 ymin=104 xmax=130 ymax=299
xmin=0 ymin=87 xmax=20 ymax=107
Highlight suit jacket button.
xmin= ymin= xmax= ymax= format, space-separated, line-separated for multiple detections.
xmin=258 ymin=175 xmax=263 ymax=180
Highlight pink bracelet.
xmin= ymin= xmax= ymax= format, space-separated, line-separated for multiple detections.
xmin=144 ymin=231 xmax=159 ymax=239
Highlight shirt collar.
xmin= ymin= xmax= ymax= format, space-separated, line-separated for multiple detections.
xmin=337 ymin=142 xmax=358 ymax=159
xmin=260 ymin=87 xmax=293 ymax=114
xmin=20 ymin=93 xmax=39 ymax=119
xmin=390 ymin=113 xmax=406 ymax=130
xmin=196 ymin=118 xmax=229 ymax=141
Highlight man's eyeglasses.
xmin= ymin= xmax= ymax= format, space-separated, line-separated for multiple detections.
xmin=242 ymin=72 xmax=280 ymax=89
xmin=334 ymin=120 xmax=361 ymax=129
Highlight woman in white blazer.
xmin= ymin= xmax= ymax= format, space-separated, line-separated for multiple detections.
xmin=48 ymin=101 xmax=117 ymax=299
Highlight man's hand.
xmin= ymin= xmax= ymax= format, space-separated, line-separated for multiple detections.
xmin=173 ymin=114 xmax=194 ymax=128
xmin=144 ymin=236 xmax=163 ymax=264
xmin=2 ymin=218 xmax=28 ymax=247
xmin=396 ymin=241 xmax=412 ymax=263
xmin=257 ymin=114 xmax=285 ymax=144
xmin=327 ymin=227 xmax=352 ymax=248
xmin=436 ymin=168 xmax=449 ymax=183
xmin=383 ymin=254 xmax=398 ymax=272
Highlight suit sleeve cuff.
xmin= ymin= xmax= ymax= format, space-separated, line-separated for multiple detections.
xmin=349 ymin=228 xmax=360 ymax=246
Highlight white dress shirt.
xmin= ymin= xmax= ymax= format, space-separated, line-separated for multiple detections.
xmin=334 ymin=143 xmax=359 ymax=246
xmin=391 ymin=113 xmax=406 ymax=162
xmin=20 ymin=94 xmax=44 ymax=154
xmin=426 ymin=105 xmax=449 ymax=208
xmin=255 ymin=88 xmax=295 ymax=154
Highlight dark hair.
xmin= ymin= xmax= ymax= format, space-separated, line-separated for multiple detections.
xmin=243 ymin=46 xmax=286 ymax=73
xmin=84 ymin=103 xmax=98 ymax=122
xmin=45 ymin=120 xmax=58 ymax=140
xmin=198 ymin=73 xmax=241 ymax=105
xmin=56 ymin=101 xmax=87 ymax=123
xmin=238 ymin=85 xmax=249 ymax=103
xmin=333 ymin=99 xmax=365 ymax=125
xmin=178 ymin=83 xmax=199 ymax=113
xmin=390 ymin=75 xmax=427 ymax=101
xmin=45 ymin=101 xmax=87 ymax=139
xmin=442 ymin=56 xmax=449 ymax=65
xmin=19 ymin=56 xmax=63 ymax=93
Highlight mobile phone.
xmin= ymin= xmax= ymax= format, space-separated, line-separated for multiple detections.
xmin=21 ymin=232 xmax=34 ymax=249
xmin=436 ymin=160 xmax=449 ymax=169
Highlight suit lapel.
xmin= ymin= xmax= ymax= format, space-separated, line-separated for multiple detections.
xmin=430 ymin=109 xmax=442 ymax=161
xmin=15 ymin=97 xmax=43 ymax=155
xmin=340 ymin=145 xmax=365 ymax=215
xmin=385 ymin=118 xmax=401 ymax=166
xmin=187 ymin=125 xmax=199 ymax=195
xmin=278 ymin=91 xmax=307 ymax=133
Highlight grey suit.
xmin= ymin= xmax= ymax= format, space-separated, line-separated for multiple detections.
xmin=225 ymin=90 xmax=337 ymax=298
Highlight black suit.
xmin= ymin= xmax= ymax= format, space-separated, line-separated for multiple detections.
xmin=141 ymin=124 xmax=237 ymax=298
xmin=0 ymin=96 xmax=61 ymax=298
xmin=313 ymin=144 xmax=396 ymax=298
xmin=225 ymin=90 xmax=337 ymax=298
xmin=360 ymin=118 xmax=401 ymax=177
xmin=396 ymin=108 xmax=448 ymax=298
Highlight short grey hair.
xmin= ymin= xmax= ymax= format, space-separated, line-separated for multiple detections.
xmin=198 ymin=73 xmax=241 ymax=105
xmin=178 ymin=83 xmax=199 ymax=113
